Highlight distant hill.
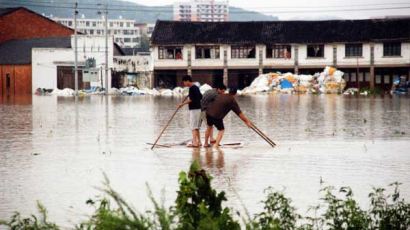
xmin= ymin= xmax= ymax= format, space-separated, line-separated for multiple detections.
xmin=0 ymin=0 xmax=278 ymax=22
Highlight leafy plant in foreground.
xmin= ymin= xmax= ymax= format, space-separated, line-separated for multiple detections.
xmin=175 ymin=161 xmax=240 ymax=230
xmin=0 ymin=202 xmax=59 ymax=230
xmin=247 ymin=187 xmax=301 ymax=230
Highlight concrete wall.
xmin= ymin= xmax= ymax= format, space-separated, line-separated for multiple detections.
xmin=374 ymin=43 xmax=410 ymax=66
xmin=32 ymin=35 xmax=114 ymax=92
xmin=153 ymin=42 xmax=410 ymax=70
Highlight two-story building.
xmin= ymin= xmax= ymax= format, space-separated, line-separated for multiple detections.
xmin=150 ymin=19 xmax=410 ymax=90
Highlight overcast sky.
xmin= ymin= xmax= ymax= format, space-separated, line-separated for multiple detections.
xmin=129 ymin=0 xmax=410 ymax=20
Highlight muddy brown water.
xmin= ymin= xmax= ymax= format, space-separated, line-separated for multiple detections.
xmin=1 ymin=95 xmax=410 ymax=227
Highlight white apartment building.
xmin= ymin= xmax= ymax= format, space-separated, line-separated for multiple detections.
xmin=151 ymin=20 xmax=410 ymax=90
xmin=173 ymin=0 xmax=229 ymax=22
xmin=53 ymin=17 xmax=141 ymax=48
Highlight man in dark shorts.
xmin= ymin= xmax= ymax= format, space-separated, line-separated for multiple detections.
xmin=201 ymin=84 xmax=227 ymax=145
xmin=204 ymin=88 xmax=252 ymax=147
xmin=178 ymin=75 xmax=203 ymax=147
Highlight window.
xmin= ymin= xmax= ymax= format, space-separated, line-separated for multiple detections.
xmin=345 ymin=43 xmax=363 ymax=57
xmin=68 ymin=21 xmax=72 ymax=26
xmin=92 ymin=22 xmax=96 ymax=27
xmin=89 ymin=29 xmax=94 ymax=35
xmin=120 ymin=22 xmax=124 ymax=27
xmin=86 ymin=21 xmax=90 ymax=26
xmin=266 ymin=45 xmax=291 ymax=58
xmin=126 ymin=22 xmax=131 ymax=27
xmin=159 ymin=46 xmax=183 ymax=60
xmin=124 ymin=38 xmax=131 ymax=43
xmin=195 ymin=46 xmax=220 ymax=59
xmin=307 ymin=45 xmax=324 ymax=58
xmin=109 ymin=22 xmax=113 ymax=27
xmin=132 ymin=37 xmax=139 ymax=43
xmin=383 ymin=42 xmax=401 ymax=56
xmin=231 ymin=46 xmax=256 ymax=59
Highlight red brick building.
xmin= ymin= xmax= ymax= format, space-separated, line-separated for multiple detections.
xmin=0 ymin=7 xmax=74 ymax=96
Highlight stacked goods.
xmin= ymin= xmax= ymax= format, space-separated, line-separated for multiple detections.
xmin=240 ymin=66 xmax=346 ymax=95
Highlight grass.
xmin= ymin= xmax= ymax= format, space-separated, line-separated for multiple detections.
xmin=1 ymin=161 xmax=409 ymax=230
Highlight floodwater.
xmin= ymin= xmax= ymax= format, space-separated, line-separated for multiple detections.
xmin=0 ymin=94 xmax=410 ymax=227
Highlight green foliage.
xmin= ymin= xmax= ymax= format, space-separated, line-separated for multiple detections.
xmin=175 ymin=160 xmax=240 ymax=230
xmin=76 ymin=174 xmax=154 ymax=230
xmin=368 ymin=182 xmax=410 ymax=230
xmin=0 ymin=201 xmax=59 ymax=230
xmin=1 ymin=163 xmax=410 ymax=230
xmin=319 ymin=185 xmax=370 ymax=230
xmin=247 ymin=188 xmax=300 ymax=230
xmin=359 ymin=87 xmax=383 ymax=95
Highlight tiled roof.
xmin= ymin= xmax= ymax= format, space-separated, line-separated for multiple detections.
xmin=151 ymin=19 xmax=410 ymax=45
xmin=0 ymin=37 xmax=71 ymax=65
xmin=0 ymin=7 xmax=19 ymax=17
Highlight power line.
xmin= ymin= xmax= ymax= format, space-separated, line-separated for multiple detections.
xmin=6 ymin=0 xmax=410 ymax=10
xmin=2 ymin=1 xmax=410 ymax=14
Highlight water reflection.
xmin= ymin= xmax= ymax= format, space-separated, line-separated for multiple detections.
xmin=0 ymin=94 xmax=409 ymax=226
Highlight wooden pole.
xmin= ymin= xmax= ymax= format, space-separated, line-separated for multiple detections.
xmin=151 ymin=96 xmax=187 ymax=150
xmin=250 ymin=124 xmax=276 ymax=147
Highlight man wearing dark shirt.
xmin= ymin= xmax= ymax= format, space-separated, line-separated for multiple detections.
xmin=178 ymin=75 xmax=203 ymax=147
xmin=204 ymin=88 xmax=252 ymax=147
xmin=201 ymin=84 xmax=227 ymax=145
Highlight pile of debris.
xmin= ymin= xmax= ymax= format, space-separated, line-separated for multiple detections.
xmin=39 ymin=84 xmax=212 ymax=97
xmin=239 ymin=66 xmax=346 ymax=95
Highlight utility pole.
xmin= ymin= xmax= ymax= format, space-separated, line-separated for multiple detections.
xmin=104 ymin=3 xmax=109 ymax=95
xmin=74 ymin=2 xmax=79 ymax=96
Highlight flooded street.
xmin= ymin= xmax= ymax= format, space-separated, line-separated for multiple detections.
xmin=1 ymin=95 xmax=410 ymax=227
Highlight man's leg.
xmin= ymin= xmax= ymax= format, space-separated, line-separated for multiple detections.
xmin=210 ymin=128 xmax=216 ymax=143
xmin=192 ymin=129 xmax=200 ymax=146
xmin=204 ymin=125 xmax=212 ymax=147
xmin=214 ymin=119 xmax=225 ymax=146
xmin=196 ymin=129 xmax=201 ymax=146
xmin=214 ymin=129 xmax=225 ymax=146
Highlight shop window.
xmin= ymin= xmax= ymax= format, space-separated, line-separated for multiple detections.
xmin=231 ymin=46 xmax=256 ymax=59
xmin=345 ymin=43 xmax=363 ymax=57
xmin=195 ymin=46 xmax=220 ymax=59
xmin=307 ymin=44 xmax=324 ymax=58
xmin=383 ymin=42 xmax=401 ymax=56
xmin=376 ymin=75 xmax=382 ymax=84
xmin=266 ymin=45 xmax=291 ymax=59
xmin=159 ymin=46 xmax=183 ymax=60
xmin=384 ymin=75 xmax=390 ymax=83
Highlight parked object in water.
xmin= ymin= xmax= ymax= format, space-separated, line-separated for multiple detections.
xmin=391 ymin=76 xmax=409 ymax=95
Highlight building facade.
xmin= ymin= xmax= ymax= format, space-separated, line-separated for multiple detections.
xmin=53 ymin=17 xmax=141 ymax=48
xmin=151 ymin=20 xmax=410 ymax=90
xmin=173 ymin=0 xmax=229 ymax=22
xmin=0 ymin=7 xmax=75 ymax=96
xmin=32 ymin=35 xmax=115 ymax=92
